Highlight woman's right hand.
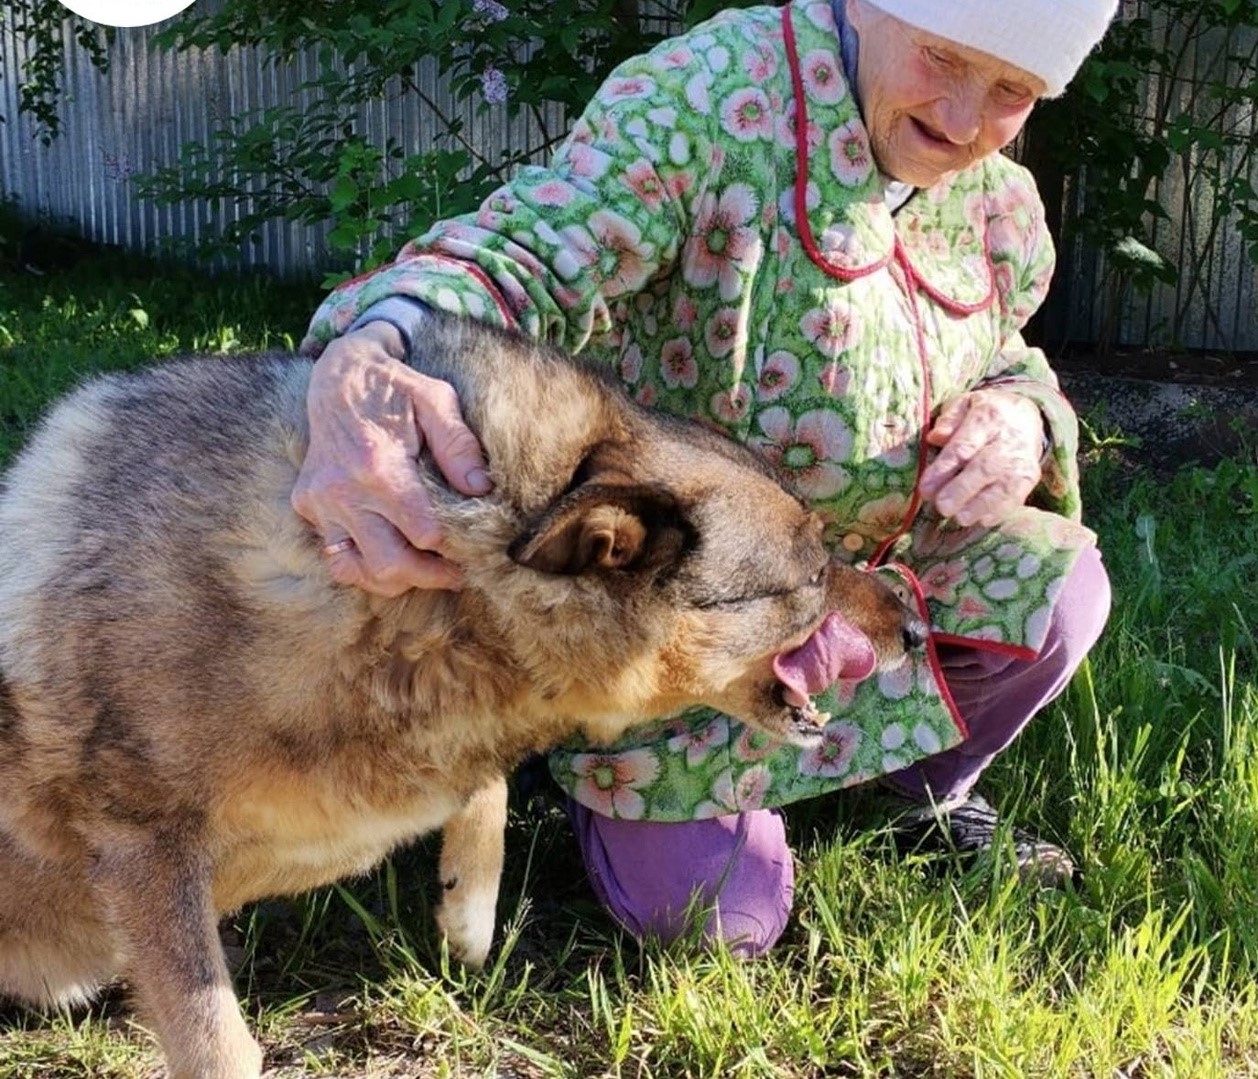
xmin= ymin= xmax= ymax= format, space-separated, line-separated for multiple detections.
xmin=291 ymin=321 xmax=492 ymax=596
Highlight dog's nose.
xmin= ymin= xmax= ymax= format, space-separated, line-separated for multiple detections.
xmin=902 ymin=617 xmax=929 ymax=652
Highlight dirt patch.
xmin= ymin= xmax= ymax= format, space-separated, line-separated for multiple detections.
xmin=1058 ymin=367 xmax=1258 ymax=473
xmin=1055 ymin=349 xmax=1258 ymax=390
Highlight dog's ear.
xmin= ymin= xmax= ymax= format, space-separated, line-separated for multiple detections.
xmin=509 ymin=483 xmax=691 ymax=576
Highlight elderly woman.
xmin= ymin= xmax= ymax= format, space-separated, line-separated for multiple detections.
xmin=296 ymin=0 xmax=1117 ymax=955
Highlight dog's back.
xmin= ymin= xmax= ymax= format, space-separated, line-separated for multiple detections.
xmin=0 ymin=355 xmax=334 ymax=845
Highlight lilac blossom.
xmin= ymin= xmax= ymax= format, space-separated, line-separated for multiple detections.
xmin=481 ymin=65 xmax=509 ymax=105
xmin=473 ymin=0 xmax=509 ymax=22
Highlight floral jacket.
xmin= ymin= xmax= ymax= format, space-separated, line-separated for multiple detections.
xmin=304 ymin=0 xmax=1098 ymax=822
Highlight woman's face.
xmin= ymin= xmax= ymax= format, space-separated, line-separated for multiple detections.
xmin=845 ymin=0 xmax=1046 ymax=187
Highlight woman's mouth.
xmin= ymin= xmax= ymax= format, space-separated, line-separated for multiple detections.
xmin=910 ymin=116 xmax=952 ymax=148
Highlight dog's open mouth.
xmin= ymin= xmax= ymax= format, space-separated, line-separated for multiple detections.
xmin=772 ymin=611 xmax=878 ymax=736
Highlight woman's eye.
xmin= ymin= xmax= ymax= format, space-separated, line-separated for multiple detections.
xmin=994 ymin=82 xmax=1032 ymax=106
xmin=924 ymin=47 xmax=954 ymax=69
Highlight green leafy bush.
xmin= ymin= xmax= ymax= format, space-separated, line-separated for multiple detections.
xmin=0 ymin=0 xmax=111 ymax=143
xmin=1026 ymin=0 xmax=1258 ymax=349
xmin=134 ymin=0 xmax=760 ymax=277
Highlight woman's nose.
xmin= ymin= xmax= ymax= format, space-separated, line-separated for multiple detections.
xmin=935 ymin=89 xmax=983 ymax=145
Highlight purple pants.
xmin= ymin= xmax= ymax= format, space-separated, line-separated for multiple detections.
xmin=567 ymin=545 xmax=1111 ymax=955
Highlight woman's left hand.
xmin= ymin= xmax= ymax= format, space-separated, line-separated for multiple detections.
xmin=918 ymin=388 xmax=1044 ymax=528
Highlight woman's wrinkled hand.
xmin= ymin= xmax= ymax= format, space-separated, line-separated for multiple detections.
xmin=918 ymin=388 xmax=1044 ymax=528
xmin=291 ymin=321 xmax=492 ymax=596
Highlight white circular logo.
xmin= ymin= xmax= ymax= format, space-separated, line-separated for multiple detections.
xmin=57 ymin=0 xmax=197 ymax=27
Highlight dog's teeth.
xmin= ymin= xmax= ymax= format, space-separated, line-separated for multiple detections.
xmin=789 ymin=704 xmax=828 ymax=738
xmin=790 ymin=701 xmax=828 ymax=726
xmin=779 ymin=684 xmax=830 ymax=727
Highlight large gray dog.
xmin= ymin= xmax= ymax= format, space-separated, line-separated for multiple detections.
xmin=0 ymin=313 xmax=921 ymax=1079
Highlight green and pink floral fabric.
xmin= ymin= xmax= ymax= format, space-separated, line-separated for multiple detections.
xmin=304 ymin=0 xmax=1098 ymax=822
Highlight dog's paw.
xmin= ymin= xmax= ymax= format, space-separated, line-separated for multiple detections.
xmin=167 ymin=1017 xmax=263 ymax=1079
xmin=435 ymin=886 xmax=496 ymax=970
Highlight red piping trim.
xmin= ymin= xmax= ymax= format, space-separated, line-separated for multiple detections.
xmin=785 ymin=2 xmax=1032 ymax=694
xmin=901 ymin=239 xmax=997 ymax=316
xmin=869 ymin=240 xmax=932 ymax=567
xmin=327 ymin=264 xmax=384 ymax=295
xmin=932 ymin=633 xmax=1040 ymax=661
xmin=782 ymin=7 xmax=998 ymax=311
xmin=879 ymin=562 xmax=969 ymax=740
xmin=335 ymin=250 xmax=520 ymax=334
xmin=782 ymin=6 xmax=891 ymax=284
xmin=424 ymin=253 xmax=520 ymax=332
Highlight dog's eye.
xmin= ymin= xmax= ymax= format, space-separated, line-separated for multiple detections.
xmin=810 ymin=567 xmax=825 ymax=586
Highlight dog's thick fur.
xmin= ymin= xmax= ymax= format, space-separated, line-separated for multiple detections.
xmin=0 ymin=315 xmax=919 ymax=1078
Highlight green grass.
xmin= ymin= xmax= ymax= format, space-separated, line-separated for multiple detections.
xmin=1 ymin=249 xmax=1256 ymax=1078
xmin=0 ymin=243 xmax=320 ymax=463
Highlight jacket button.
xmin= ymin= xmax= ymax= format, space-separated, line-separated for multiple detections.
xmin=841 ymin=532 xmax=864 ymax=552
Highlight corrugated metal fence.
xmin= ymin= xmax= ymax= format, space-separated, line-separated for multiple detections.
xmin=0 ymin=10 xmax=565 ymax=276
xmin=2 ymin=3 xmax=1256 ymax=352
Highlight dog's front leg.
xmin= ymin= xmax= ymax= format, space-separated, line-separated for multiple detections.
xmin=435 ymin=773 xmax=508 ymax=969
xmin=93 ymin=829 xmax=262 ymax=1079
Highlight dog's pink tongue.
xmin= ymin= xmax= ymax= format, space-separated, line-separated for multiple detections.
xmin=773 ymin=612 xmax=877 ymax=704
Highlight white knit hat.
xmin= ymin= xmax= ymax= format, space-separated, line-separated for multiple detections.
xmin=861 ymin=0 xmax=1120 ymax=97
